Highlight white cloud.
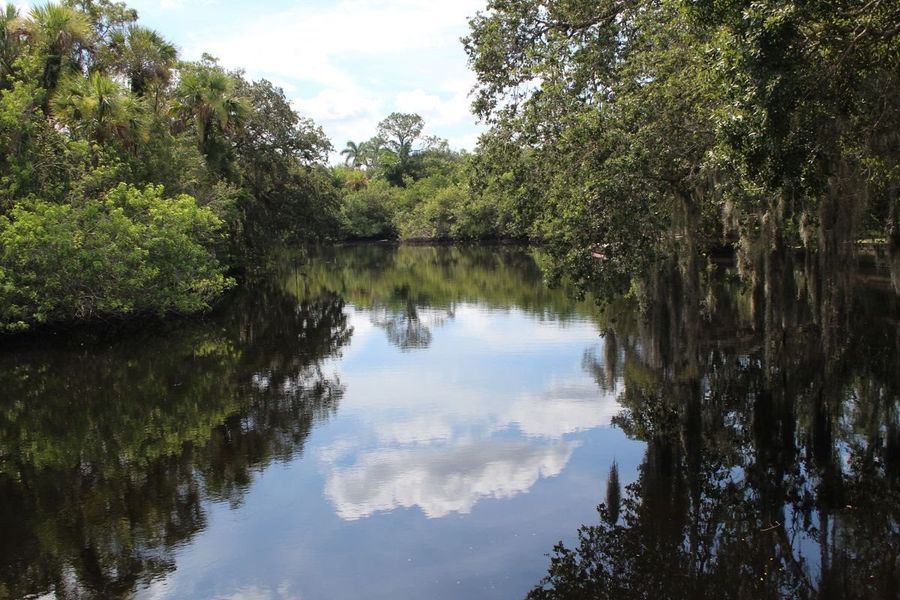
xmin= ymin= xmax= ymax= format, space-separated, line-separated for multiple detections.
xmin=176 ymin=0 xmax=485 ymax=150
xmin=504 ymin=383 xmax=623 ymax=439
xmin=315 ymin=305 xmax=621 ymax=521
xmin=219 ymin=584 xmax=301 ymax=600
xmin=325 ymin=441 xmax=574 ymax=520
xmin=21 ymin=0 xmax=487 ymax=149
xmin=395 ymin=87 xmax=472 ymax=129
xmin=452 ymin=304 xmax=602 ymax=351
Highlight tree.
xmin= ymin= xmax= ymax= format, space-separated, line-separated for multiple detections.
xmin=0 ymin=4 xmax=26 ymax=89
xmin=465 ymin=0 xmax=719 ymax=295
xmin=340 ymin=140 xmax=362 ymax=167
xmin=174 ymin=56 xmax=248 ymax=174
xmin=25 ymin=2 xmax=93 ymax=113
xmin=464 ymin=0 xmax=899 ymax=298
xmin=377 ymin=112 xmax=424 ymax=161
xmin=0 ymin=184 xmax=232 ymax=330
xmin=231 ymin=75 xmax=337 ymax=245
xmin=364 ymin=135 xmax=385 ymax=163
xmin=686 ymin=0 xmax=900 ymax=268
xmin=105 ymin=25 xmax=177 ymax=99
xmin=63 ymin=0 xmax=136 ymax=42
xmin=0 ymin=0 xmax=343 ymax=330
xmin=51 ymin=70 xmax=146 ymax=148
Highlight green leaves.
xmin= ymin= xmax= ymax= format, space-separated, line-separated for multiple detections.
xmin=466 ymin=0 xmax=900 ymax=298
xmin=377 ymin=112 xmax=425 ymax=160
xmin=0 ymin=184 xmax=233 ymax=331
xmin=0 ymin=1 xmax=342 ymax=309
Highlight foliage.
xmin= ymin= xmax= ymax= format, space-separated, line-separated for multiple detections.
xmin=340 ymin=179 xmax=398 ymax=239
xmin=377 ymin=112 xmax=424 ymax=161
xmin=334 ymin=115 xmax=530 ymax=242
xmin=0 ymin=184 xmax=232 ymax=330
xmin=0 ymin=1 xmax=340 ymax=331
xmin=464 ymin=0 xmax=900 ymax=298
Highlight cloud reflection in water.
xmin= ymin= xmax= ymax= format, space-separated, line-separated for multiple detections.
xmin=319 ymin=304 xmax=622 ymax=521
xmin=326 ymin=442 xmax=575 ymax=520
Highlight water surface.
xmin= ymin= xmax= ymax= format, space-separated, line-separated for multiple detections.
xmin=0 ymin=245 xmax=897 ymax=600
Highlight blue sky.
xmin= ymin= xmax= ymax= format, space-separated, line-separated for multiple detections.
xmin=21 ymin=0 xmax=487 ymax=154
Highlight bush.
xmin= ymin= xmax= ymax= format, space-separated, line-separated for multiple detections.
xmin=396 ymin=186 xmax=465 ymax=240
xmin=339 ymin=180 xmax=398 ymax=239
xmin=0 ymin=184 xmax=233 ymax=331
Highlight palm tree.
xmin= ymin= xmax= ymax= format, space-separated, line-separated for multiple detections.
xmin=361 ymin=136 xmax=387 ymax=169
xmin=51 ymin=71 xmax=146 ymax=148
xmin=0 ymin=4 xmax=25 ymax=88
xmin=107 ymin=25 xmax=177 ymax=98
xmin=26 ymin=3 xmax=93 ymax=113
xmin=341 ymin=140 xmax=362 ymax=167
xmin=174 ymin=60 xmax=248 ymax=168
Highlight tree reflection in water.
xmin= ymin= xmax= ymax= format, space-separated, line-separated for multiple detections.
xmin=0 ymin=280 xmax=351 ymax=600
xmin=283 ymin=244 xmax=597 ymax=351
xmin=530 ymin=254 xmax=900 ymax=600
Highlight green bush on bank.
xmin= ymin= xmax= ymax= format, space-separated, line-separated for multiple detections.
xmin=340 ymin=179 xmax=398 ymax=239
xmin=0 ymin=184 xmax=233 ymax=331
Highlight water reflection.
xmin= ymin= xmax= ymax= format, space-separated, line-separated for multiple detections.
xmin=326 ymin=441 xmax=575 ymax=520
xmin=6 ymin=244 xmax=893 ymax=599
xmin=0 ymin=245 xmax=618 ymax=600
xmin=284 ymin=245 xmax=599 ymax=351
xmin=0 ymin=281 xmax=351 ymax=599
xmin=528 ymin=254 xmax=900 ymax=600
xmin=305 ymin=250 xmax=616 ymax=520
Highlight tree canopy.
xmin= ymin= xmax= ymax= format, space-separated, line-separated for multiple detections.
xmin=464 ymin=0 xmax=900 ymax=296
xmin=0 ymin=0 xmax=339 ymax=331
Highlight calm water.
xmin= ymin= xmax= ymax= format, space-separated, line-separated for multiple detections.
xmin=0 ymin=245 xmax=898 ymax=600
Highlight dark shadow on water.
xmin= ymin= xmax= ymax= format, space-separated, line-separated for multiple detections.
xmin=528 ymin=253 xmax=900 ymax=600
xmin=0 ymin=273 xmax=351 ymax=599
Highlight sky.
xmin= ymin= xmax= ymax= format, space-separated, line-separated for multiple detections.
xmin=21 ymin=0 xmax=488 ymax=155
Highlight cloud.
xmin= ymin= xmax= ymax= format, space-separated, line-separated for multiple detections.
xmin=503 ymin=382 xmax=623 ymax=439
xmin=395 ymin=85 xmax=473 ymax=129
xmin=324 ymin=441 xmax=575 ymax=520
xmin=175 ymin=0 xmax=485 ymax=149
xmin=316 ymin=304 xmax=622 ymax=521
xmin=21 ymin=0 xmax=487 ymax=149
xmin=358 ymin=373 xmax=619 ymax=448
xmin=219 ymin=584 xmax=301 ymax=600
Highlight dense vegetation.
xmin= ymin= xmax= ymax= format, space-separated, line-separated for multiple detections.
xmin=0 ymin=1 xmax=536 ymax=332
xmin=333 ymin=112 xmax=532 ymax=242
xmin=465 ymin=0 xmax=900 ymax=296
xmin=0 ymin=0 xmax=336 ymax=331
xmin=0 ymin=0 xmax=897 ymax=331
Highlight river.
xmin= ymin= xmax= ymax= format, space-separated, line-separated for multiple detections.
xmin=1 ymin=244 xmax=897 ymax=599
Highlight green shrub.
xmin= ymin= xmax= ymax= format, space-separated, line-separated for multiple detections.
xmin=396 ymin=186 xmax=465 ymax=240
xmin=0 ymin=184 xmax=233 ymax=331
xmin=339 ymin=180 xmax=398 ymax=239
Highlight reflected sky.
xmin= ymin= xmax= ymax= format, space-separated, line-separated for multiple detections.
xmin=1 ymin=246 xmax=647 ymax=600
xmin=320 ymin=304 xmax=621 ymax=522
xmin=5 ymin=245 xmax=889 ymax=599
xmin=136 ymin=297 xmax=642 ymax=600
